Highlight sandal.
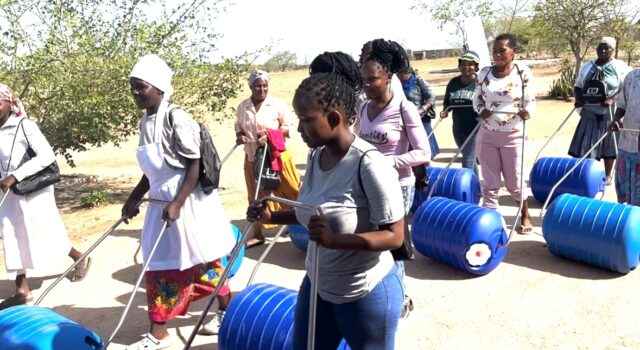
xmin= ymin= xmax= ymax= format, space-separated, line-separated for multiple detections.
xmin=245 ymin=238 xmax=265 ymax=249
xmin=517 ymin=225 xmax=533 ymax=235
xmin=66 ymin=257 xmax=92 ymax=282
xmin=0 ymin=293 xmax=33 ymax=311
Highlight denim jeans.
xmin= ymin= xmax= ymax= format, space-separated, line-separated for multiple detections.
xmin=453 ymin=125 xmax=479 ymax=177
xmin=396 ymin=185 xmax=415 ymax=293
xmin=292 ymin=265 xmax=403 ymax=350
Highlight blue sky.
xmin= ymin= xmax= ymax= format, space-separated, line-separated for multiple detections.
xmin=210 ymin=0 xmax=459 ymax=64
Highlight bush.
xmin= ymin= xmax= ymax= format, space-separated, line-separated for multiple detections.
xmin=80 ymin=189 xmax=110 ymax=208
xmin=548 ymin=59 xmax=574 ymax=100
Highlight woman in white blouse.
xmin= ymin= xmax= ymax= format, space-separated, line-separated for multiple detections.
xmin=0 ymin=84 xmax=90 ymax=310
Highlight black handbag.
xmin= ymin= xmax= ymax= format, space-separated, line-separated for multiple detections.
xmin=5 ymin=119 xmax=60 ymax=196
xmin=254 ymin=144 xmax=281 ymax=192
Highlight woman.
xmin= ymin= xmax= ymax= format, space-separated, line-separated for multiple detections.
xmin=441 ymin=51 xmax=481 ymax=176
xmin=610 ymin=68 xmax=640 ymax=206
xmin=248 ymin=52 xmax=405 ymax=350
xmin=0 ymin=84 xmax=90 ymax=310
xmin=398 ymin=66 xmax=440 ymax=159
xmin=121 ymin=54 xmax=236 ymax=349
xmin=359 ymin=40 xmax=431 ymax=318
xmin=473 ymin=33 xmax=534 ymax=234
xmin=569 ymin=37 xmax=631 ymax=185
xmin=235 ymin=71 xmax=301 ymax=248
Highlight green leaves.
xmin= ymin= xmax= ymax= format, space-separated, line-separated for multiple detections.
xmin=0 ymin=0 xmax=246 ymax=166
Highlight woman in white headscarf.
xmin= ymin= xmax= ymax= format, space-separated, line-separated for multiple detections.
xmin=121 ymin=54 xmax=235 ymax=350
xmin=235 ymin=70 xmax=300 ymax=248
xmin=0 ymin=84 xmax=91 ymax=310
xmin=569 ymin=37 xmax=631 ymax=185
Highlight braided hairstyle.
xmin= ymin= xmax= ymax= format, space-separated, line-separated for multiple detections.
xmin=295 ymin=51 xmax=362 ymax=124
xmin=364 ymin=39 xmax=411 ymax=74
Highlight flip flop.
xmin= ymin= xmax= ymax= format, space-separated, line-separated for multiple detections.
xmin=67 ymin=257 xmax=92 ymax=282
xmin=517 ymin=225 xmax=533 ymax=235
xmin=245 ymin=238 xmax=265 ymax=249
xmin=0 ymin=293 xmax=33 ymax=311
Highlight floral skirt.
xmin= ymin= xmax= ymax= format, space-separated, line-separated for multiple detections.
xmin=145 ymin=259 xmax=230 ymax=323
xmin=615 ymin=150 xmax=640 ymax=206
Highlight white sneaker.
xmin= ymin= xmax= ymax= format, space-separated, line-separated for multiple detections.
xmin=126 ymin=333 xmax=173 ymax=350
xmin=198 ymin=310 xmax=226 ymax=335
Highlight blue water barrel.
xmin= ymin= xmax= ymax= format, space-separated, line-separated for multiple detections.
xmin=411 ymin=167 xmax=481 ymax=212
xmin=221 ymin=224 xmax=245 ymax=278
xmin=288 ymin=225 xmax=309 ymax=252
xmin=530 ymin=157 xmax=606 ymax=203
xmin=542 ymin=194 xmax=640 ymax=273
xmin=219 ymin=283 xmax=351 ymax=350
xmin=412 ymin=197 xmax=508 ymax=275
xmin=0 ymin=305 xmax=103 ymax=350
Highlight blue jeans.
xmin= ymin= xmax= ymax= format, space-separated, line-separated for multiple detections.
xmin=453 ymin=125 xmax=479 ymax=177
xmin=292 ymin=266 xmax=403 ymax=350
xmin=396 ymin=185 xmax=414 ymax=292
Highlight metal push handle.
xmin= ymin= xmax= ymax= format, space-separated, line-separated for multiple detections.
xmin=246 ymin=225 xmax=289 ymax=287
xmin=533 ymin=107 xmax=576 ymax=165
xmin=220 ymin=144 xmax=239 ymax=166
xmin=504 ymin=120 xmax=527 ymax=245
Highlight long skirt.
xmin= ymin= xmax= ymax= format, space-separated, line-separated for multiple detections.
xmin=145 ymin=259 xmax=230 ymax=323
xmin=243 ymin=150 xmax=300 ymax=229
xmin=568 ymin=108 xmax=617 ymax=160
xmin=615 ymin=150 xmax=640 ymax=205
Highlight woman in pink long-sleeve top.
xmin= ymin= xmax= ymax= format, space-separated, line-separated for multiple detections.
xmin=357 ymin=39 xmax=431 ymax=319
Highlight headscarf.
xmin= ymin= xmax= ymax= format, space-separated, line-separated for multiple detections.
xmin=129 ymin=54 xmax=174 ymax=99
xmin=599 ymin=37 xmax=616 ymax=50
xmin=401 ymin=73 xmax=417 ymax=98
xmin=458 ymin=50 xmax=480 ymax=65
xmin=0 ymin=84 xmax=27 ymax=117
xmin=248 ymin=70 xmax=270 ymax=87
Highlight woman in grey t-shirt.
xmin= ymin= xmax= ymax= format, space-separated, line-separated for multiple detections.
xmin=248 ymin=52 xmax=405 ymax=350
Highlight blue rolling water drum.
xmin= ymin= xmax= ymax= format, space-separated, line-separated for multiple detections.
xmin=542 ymin=194 xmax=640 ymax=273
xmin=530 ymin=157 xmax=606 ymax=203
xmin=0 ymin=305 xmax=103 ymax=350
xmin=221 ymin=224 xmax=245 ymax=278
xmin=411 ymin=166 xmax=481 ymax=212
xmin=412 ymin=197 xmax=508 ymax=275
xmin=219 ymin=283 xmax=352 ymax=350
xmin=288 ymin=224 xmax=309 ymax=252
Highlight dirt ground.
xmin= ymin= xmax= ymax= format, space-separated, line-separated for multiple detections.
xmin=1 ymin=59 xmax=639 ymax=350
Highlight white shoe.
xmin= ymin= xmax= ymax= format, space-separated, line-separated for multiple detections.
xmin=126 ymin=333 xmax=173 ymax=350
xmin=198 ymin=310 xmax=226 ymax=335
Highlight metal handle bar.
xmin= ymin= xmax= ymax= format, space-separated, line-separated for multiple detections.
xmin=246 ymin=225 xmax=288 ymax=287
xmin=504 ymin=120 xmax=527 ymax=246
xmin=539 ymin=130 xmax=612 ymax=218
xmin=220 ymin=144 xmax=239 ymax=166
xmin=104 ymin=218 xmax=170 ymax=349
xmin=426 ymin=116 xmax=443 ymax=141
xmin=533 ymin=107 xmax=576 ymax=165
xmin=443 ymin=104 xmax=473 ymax=113
xmin=427 ymin=122 xmax=482 ymax=199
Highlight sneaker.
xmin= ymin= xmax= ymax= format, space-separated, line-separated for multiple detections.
xmin=199 ymin=310 xmax=226 ymax=335
xmin=126 ymin=333 xmax=173 ymax=350
xmin=400 ymin=297 xmax=414 ymax=319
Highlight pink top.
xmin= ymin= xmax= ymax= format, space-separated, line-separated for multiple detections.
xmin=358 ymin=95 xmax=431 ymax=186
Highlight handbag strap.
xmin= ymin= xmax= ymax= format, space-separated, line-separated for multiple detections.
xmin=356 ymin=148 xmax=378 ymax=195
xmin=1 ymin=118 xmax=25 ymax=177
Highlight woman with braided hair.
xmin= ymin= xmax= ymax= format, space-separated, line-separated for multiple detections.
xmin=247 ymin=51 xmax=405 ymax=350
xmin=358 ymin=39 xmax=431 ymax=319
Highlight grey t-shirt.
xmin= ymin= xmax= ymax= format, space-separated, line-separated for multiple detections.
xmin=295 ymin=137 xmax=405 ymax=304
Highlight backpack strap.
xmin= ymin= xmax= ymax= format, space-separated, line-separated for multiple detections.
xmin=357 ymin=149 xmax=378 ymax=195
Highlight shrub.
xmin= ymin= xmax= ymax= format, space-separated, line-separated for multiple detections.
xmin=548 ymin=59 xmax=574 ymax=100
xmin=80 ymin=189 xmax=110 ymax=208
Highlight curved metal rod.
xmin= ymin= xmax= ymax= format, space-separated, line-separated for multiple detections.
xmin=182 ymin=195 xmax=322 ymax=350
xmin=221 ymin=144 xmax=239 ymax=166
xmin=103 ymin=219 xmax=170 ymax=349
xmin=35 ymin=216 xmax=127 ymax=306
xmin=539 ymin=130 xmax=612 ymax=218
xmin=533 ymin=107 xmax=576 ymax=165
xmin=427 ymin=122 xmax=482 ymax=199
xmin=504 ymin=120 xmax=527 ymax=245
xmin=425 ymin=116 xmax=443 ymax=141
xmin=245 ymin=225 xmax=288 ymax=287
xmin=0 ymin=190 xmax=9 ymax=213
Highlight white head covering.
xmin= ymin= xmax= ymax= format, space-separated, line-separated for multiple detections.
xmin=0 ymin=84 xmax=27 ymax=118
xmin=248 ymin=70 xmax=270 ymax=87
xmin=129 ymin=54 xmax=174 ymax=99
xmin=599 ymin=37 xmax=616 ymax=50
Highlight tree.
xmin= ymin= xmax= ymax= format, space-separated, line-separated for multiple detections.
xmin=497 ymin=0 xmax=531 ymax=33
xmin=413 ymin=0 xmax=494 ymax=50
xmin=0 ymin=0 xmax=248 ymax=166
xmin=264 ymin=51 xmax=297 ymax=72
xmin=532 ymin=0 xmax=628 ymax=80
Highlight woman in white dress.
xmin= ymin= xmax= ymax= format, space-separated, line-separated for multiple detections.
xmin=121 ymin=54 xmax=235 ymax=350
xmin=0 ymin=84 xmax=90 ymax=310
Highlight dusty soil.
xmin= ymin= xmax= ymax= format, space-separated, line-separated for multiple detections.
xmin=1 ymin=58 xmax=639 ymax=350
